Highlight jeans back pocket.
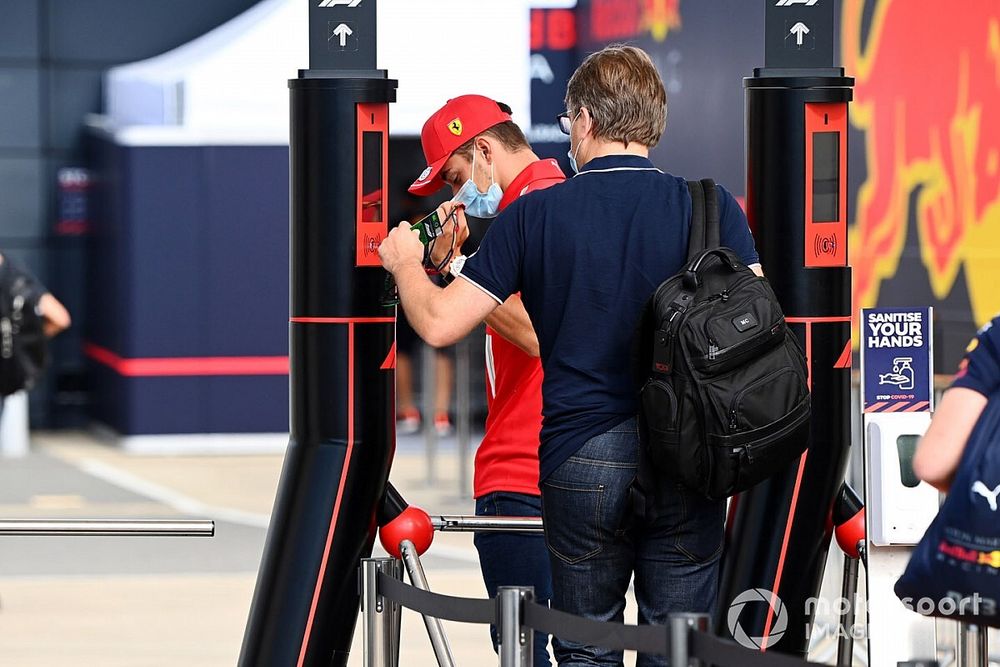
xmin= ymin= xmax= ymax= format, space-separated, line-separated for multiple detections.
xmin=664 ymin=483 xmax=725 ymax=565
xmin=541 ymin=479 xmax=605 ymax=565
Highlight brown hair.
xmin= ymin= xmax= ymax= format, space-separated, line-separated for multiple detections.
xmin=452 ymin=103 xmax=531 ymax=161
xmin=565 ymin=45 xmax=667 ymax=148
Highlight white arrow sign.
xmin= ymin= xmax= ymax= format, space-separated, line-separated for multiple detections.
xmin=789 ymin=21 xmax=810 ymax=46
xmin=333 ymin=23 xmax=353 ymax=47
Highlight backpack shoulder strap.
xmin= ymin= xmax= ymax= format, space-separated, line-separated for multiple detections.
xmin=701 ymin=178 xmax=720 ymax=248
xmin=687 ymin=178 xmax=721 ymax=259
xmin=686 ymin=180 xmax=706 ymax=261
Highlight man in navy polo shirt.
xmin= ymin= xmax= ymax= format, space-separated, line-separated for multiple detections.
xmin=379 ymin=45 xmax=760 ymax=666
xmin=914 ymin=313 xmax=1000 ymax=491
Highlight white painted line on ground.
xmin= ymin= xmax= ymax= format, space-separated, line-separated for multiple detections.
xmin=76 ymin=459 xmax=271 ymax=529
xmin=421 ymin=543 xmax=481 ymax=565
xmin=74 ymin=459 xmax=481 ymax=564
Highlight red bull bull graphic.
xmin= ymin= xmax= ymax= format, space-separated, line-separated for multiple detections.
xmin=587 ymin=0 xmax=681 ymax=43
xmin=843 ymin=0 xmax=1000 ymax=339
xmin=640 ymin=0 xmax=681 ymax=42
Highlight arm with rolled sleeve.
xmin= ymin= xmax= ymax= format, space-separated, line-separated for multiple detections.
xmin=380 ymin=206 xmax=526 ymax=350
xmin=379 ymin=223 xmax=496 ymax=348
xmin=914 ymin=316 xmax=1000 ymax=491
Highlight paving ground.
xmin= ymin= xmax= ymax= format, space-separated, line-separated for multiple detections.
xmin=0 ymin=431 xmax=994 ymax=666
xmin=0 ymin=430 xmax=497 ymax=667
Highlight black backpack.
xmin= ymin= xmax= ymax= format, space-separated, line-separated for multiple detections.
xmin=0 ymin=260 xmax=48 ymax=397
xmin=636 ymin=179 xmax=810 ymax=499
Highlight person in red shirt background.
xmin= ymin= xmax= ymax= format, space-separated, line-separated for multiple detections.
xmin=408 ymin=95 xmax=564 ymax=665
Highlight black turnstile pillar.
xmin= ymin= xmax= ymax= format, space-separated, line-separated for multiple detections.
xmin=715 ymin=0 xmax=855 ymax=656
xmin=239 ymin=3 xmax=397 ymax=665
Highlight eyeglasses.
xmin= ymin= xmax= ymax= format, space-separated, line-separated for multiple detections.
xmin=557 ymin=111 xmax=574 ymax=135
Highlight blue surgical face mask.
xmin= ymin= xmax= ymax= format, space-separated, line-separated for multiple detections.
xmin=452 ymin=149 xmax=503 ymax=218
xmin=567 ymin=111 xmax=584 ymax=174
xmin=567 ymin=147 xmax=580 ymax=175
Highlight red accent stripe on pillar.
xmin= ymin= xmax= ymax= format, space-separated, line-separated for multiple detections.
xmin=381 ymin=341 xmax=396 ymax=370
xmin=833 ymin=340 xmax=852 ymax=369
xmin=761 ymin=319 xmax=817 ymax=649
xmin=290 ymin=316 xmax=394 ymax=324
xmin=785 ymin=316 xmax=852 ymax=324
xmin=760 ymin=449 xmax=810 ymax=650
xmin=84 ymin=343 xmax=289 ymax=377
xmin=297 ymin=322 xmax=356 ymax=666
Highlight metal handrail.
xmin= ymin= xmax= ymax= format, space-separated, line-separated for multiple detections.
xmin=431 ymin=515 xmax=543 ymax=533
xmin=0 ymin=519 xmax=215 ymax=537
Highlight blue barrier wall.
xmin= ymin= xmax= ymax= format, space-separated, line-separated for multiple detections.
xmin=87 ymin=135 xmax=288 ymax=435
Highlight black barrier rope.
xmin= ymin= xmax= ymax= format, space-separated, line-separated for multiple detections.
xmin=376 ymin=570 xmax=830 ymax=666
xmin=377 ymin=572 xmax=495 ymax=625
xmin=523 ymin=602 xmax=670 ymax=656
xmin=690 ymin=631 xmax=829 ymax=667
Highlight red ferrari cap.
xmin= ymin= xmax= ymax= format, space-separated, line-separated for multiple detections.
xmin=408 ymin=95 xmax=513 ymax=196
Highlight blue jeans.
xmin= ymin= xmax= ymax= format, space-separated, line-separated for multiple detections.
xmin=540 ymin=417 xmax=725 ymax=666
xmin=474 ymin=491 xmax=553 ymax=666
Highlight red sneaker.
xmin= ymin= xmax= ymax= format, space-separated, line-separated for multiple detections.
xmin=433 ymin=412 xmax=453 ymax=437
xmin=396 ymin=407 xmax=421 ymax=435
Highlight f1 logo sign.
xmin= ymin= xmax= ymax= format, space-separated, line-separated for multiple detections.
xmin=775 ymin=0 xmax=818 ymax=5
xmin=318 ymin=0 xmax=362 ymax=7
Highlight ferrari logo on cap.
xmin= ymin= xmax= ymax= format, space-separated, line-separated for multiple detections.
xmin=448 ymin=118 xmax=463 ymax=136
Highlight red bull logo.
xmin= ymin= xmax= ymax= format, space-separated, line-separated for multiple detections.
xmin=641 ymin=0 xmax=682 ymax=42
xmin=589 ymin=0 xmax=681 ymax=43
xmin=938 ymin=540 xmax=1000 ymax=570
xmin=843 ymin=0 xmax=1000 ymax=331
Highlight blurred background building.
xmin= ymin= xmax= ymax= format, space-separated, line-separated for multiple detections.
xmin=0 ymin=0 xmax=997 ymax=440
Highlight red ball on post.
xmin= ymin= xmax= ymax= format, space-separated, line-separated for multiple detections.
xmin=834 ymin=507 xmax=865 ymax=560
xmin=379 ymin=505 xmax=434 ymax=559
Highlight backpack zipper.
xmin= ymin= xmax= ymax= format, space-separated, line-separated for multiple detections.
xmin=728 ymin=366 xmax=802 ymax=432
xmin=1 ymin=318 xmax=12 ymax=359
xmin=696 ymin=321 xmax=784 ymax=370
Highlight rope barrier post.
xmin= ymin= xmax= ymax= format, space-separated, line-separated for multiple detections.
xmin=455 ymin=335 xmax=472 ymax=497
xmin=399 ymin=539 xmax=457 ymax=667
xmin=498 ymin=586 xmax=534 ymax=667
xmin=836 ymin=554 xmax=860 ymax=667
xmin=669 ymin=612 xmax=709 ymax=667
xmin=362 ymin=558 xmax=402 ymax=667
xmin=956 ymin=622 xmax=988 ymax=667
xmin=422 ymin=343 xmax=439 ymax=486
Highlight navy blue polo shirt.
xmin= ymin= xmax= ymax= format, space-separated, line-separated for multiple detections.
xmin=952 ymin=314 xmax=1000 ymax=397
xmin=460 ymin=154 xmax=760 ymax=480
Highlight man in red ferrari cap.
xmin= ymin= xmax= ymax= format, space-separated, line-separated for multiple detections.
xmin=408 ymin=94 xmax=563 ymax=665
